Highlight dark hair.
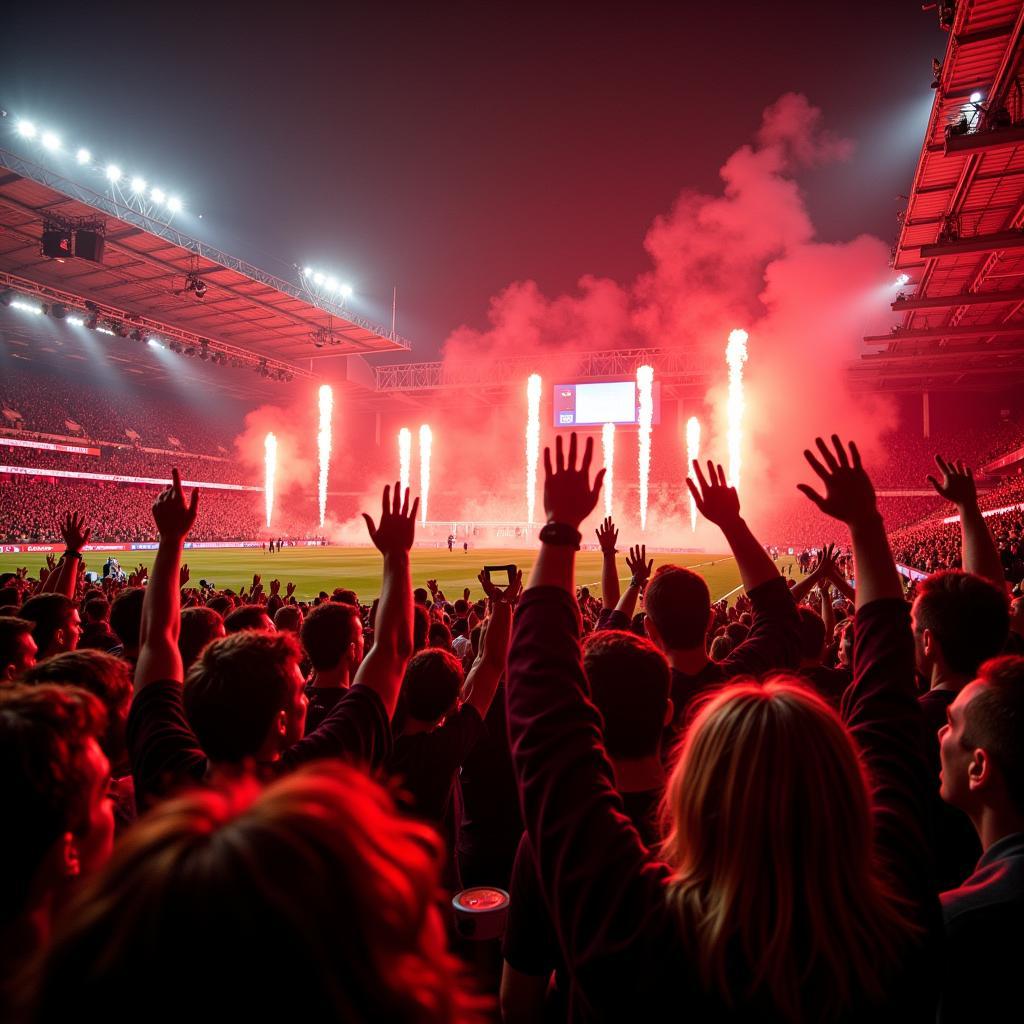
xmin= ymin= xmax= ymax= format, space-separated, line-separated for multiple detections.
xmin=583 ymin=630 xmax=670 ymax=758
xmin=645 ymin=566 xmax=711 ymax=649
xmin=915 ymin=571 xmax=1010 ymax=676
xmin=413 ymin=605 xmax=430 ymax=651
xmin=428 ymin=621 xmax=453 ymax=651
xmin=413 ymin=587 xmax=429 ymax=606
xmin=273 ymin=605 xmax=302 ymax=634
xmin=401 ymin=649 xmax=463 ymax=723
xmin=184 ymin=631 xmax=300 ymax=762
xmin=83 ymin=598 xmax=110 ymax=624
xmin=0 ymin=615 xmax=34 ymax=672
xmin=453 ymin=599 xmax=468 ymax=617
xmin=725 ymin=622 xmax=749 ymax=646
xmin=19 ymin=594 xmax=75 ymax=654
xmin=206 ymin=594 xmax=232 ymax=617
xmin=24 ymin=650 xmax=132 ymax=763
xmin=452 ymin=617 xmax=469 ymax=639
xmin=223 ymin=605 xmax=273 ymax=635
xmin=796 ymin=606 xmax=827 ymax=661
xmin=301 ymin=602 xmax=361 ymax=671
xmin=0 ymin=684 xmax=106 ymax=924
xmin=331 ymin=588 xmax=357 ymax=605
xmin=0 ymin=585 xmax=20 ymax=608
xmin=179 ymin=607 xmax=225 ymax=671
xmin=109 ymin=587 xmax=145 ymax=652
xmin=966 ymin=655 xmax=1024 ymax=815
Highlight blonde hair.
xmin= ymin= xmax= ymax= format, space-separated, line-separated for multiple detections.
xmin=661 ymin=676 xmax=917 ymax=1022
xmin=27 ymin=762 xmax=487 ymax=1022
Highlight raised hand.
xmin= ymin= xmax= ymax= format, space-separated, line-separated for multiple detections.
xmin=362 ymin=483 xmax=419 ymax=556
xmin=252 ymin=574 xmax=261 ymax=589
xmin=152 ymin=468 xmax=200 ymax=543
xmin=625 ymin=544 xmax=654 ymax=589
xmin=927 ymin=455 xmax=978 ymax=508
xmin=543 ymin=433 xmax=605 ymax=529
xmin=270 ymin=579 xmax=281 ymax=595
xmin=45 ymin=554 xmax=56 ymax=572
xmin=797 ymin=435 xmax=877 ymax=527
xmin=286 ymin=581 xmax=295 ymax=597
xmin=814 ymin=542 xmax=839 ymax=579
xmin=687 ymin=461 xmax=741 ymax=527
xmin=179 ymin=564 xmax=190 ymax=588
xmin=595 ymin=515 xmax=619 ymax=554
xmin=479 ymin=567 xmax=524 ymax=605
xmin=426 ymin=578 xmax=439 ymax=595
xmin=60 ymin=511 xmax=91 ymax=554
xmin=463 ymin=586 xmax=471 ymax=603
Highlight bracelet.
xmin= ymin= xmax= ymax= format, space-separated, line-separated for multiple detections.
xmin=539 ymin=522 xmax=582 ymax=549
xmin=64 ymin=550 xmax=83 ymax=560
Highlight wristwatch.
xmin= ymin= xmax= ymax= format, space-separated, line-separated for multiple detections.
xmin=539 ymin=522 xmax=582 ymax=549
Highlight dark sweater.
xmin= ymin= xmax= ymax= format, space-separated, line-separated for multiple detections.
xmin=506 ymin=587 xmax=941 ymax=1021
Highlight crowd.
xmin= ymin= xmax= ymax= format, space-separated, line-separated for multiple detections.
xmin=1 ymin=432 xmax=1022 ymax=1022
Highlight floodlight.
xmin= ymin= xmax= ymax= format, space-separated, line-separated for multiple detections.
xmin=67 ymin=316 xmax=85 ymax=327
xmin=16 ymin=120 xmax=36 ymax=139
xmin=313 ymin=272 xmax=325 ymax=285
xmin=895 ymin=274 xmax=910 ymax=287
xmin=150 ymin=187 xmax=166 ymax=204
xmin=340 ymin=283 xmax=353 ymax=299
xmin=41 ymin=131 xmax=60 ymax=151
xmin=970 ymin=91 xmax=983 ymax=103
xmin=326 ymin=276 xmax=338 ymax=291
xmin=303 ymin=266 xmax=312 ymax=275
xmin=76 ymin=148 xmax=91 ymax=165
xmin=106 ymin=164 xmax=122 ymax=183
xmin=167 ymin=196 xmax=182 ymax=213
xmin=147 ymin=338 xmax=161 ymax=348
xmin=131 ymin=176 xmax=147 ymax=193
xmin=11 ymin=301 xmax=43 ymax=315
xmin=96 ymin=327 xmax=114 ymax=336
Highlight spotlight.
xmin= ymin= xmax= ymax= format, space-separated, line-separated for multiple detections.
xmin=147 ymin=338 xmax=161 ymax=348
xmin=194 ymin=279 xmax=207 ymax=299
xmin=167 ymin=196 xmax=182 ymax=213
xmin=96 ymin=326 xmax=114 ymax=336
xmin=130 ymin=176 xmax=147 ymax=193
xmin=86 ymin=312 xmax=99 ymax=330
xmin=340 ymin=283 xmax=353 ymax=299
xmin=970 ymin=91 xmax=983 ymax=104
xmin=326 ymin=276 xmax=338 ymax=292
xmin=313 ymin=272 xmax=325 ymax=285
xmin=76 ymin=147 xmax=91 ymax=165
xmin=11 ymin=301 xmax=43 ymax=315
xmin=894 ymin=274 xmax=910 ymax=287
xmin=129 ymin=329 xmax=144 ymax=342
xmin=49 ymin=303 xmax=67 ymax=320
xmin=41 ymin=130 xmax=60 ymax=152
xmin=16 ymin=119 xmax=36 ymax=139
xmin=303 ymin=267 xmax=312 ymax=275
xmin=67 ymin=316 xmax=85 ymax=327
xmin=112 ymin=321 xmax=128 ymax=338
xmin=150 ymin=187 xmax=166 ymax=204
xmin=105 ymin=164 xmax=122 ymax=183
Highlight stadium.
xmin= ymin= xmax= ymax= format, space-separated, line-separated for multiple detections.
xmin=2 ymin=2 xmax=1024 ymax=1020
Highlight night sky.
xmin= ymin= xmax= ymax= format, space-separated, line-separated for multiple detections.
xmin=1 ymin=2 xmax=946 ymax=358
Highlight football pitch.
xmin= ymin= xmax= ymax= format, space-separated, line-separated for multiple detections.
xmin=0 ymin=546 xmax=775 ymax=605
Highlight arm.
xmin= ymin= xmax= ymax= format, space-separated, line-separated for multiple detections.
xmin=41 ymin=512 xmax=91 ymax=598
xmin=136 ymin=469 xmax=199 ymax=691
xmin=614 ymin=544 xmax=653 ymax=620
xmin=351 ymin=483 xmax=417 ymax=719
xmin=927 ymin=455 xmax=1005 ymax=588
xmin=819 ymin=581 xmax=836 ymax=643
xmin=464 ymin=570 xmax=521 ymax=716
xmin=595 ymin=516 xmax=620 ymax=609
xmin=687 ymin=460 xmax=780 ymax=593
xmin=789 ymin=542 xmax=837 ymax=604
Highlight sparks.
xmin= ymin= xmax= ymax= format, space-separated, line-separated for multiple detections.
xmin=264 ymin=432 xmax=277 ymax=528
xmin=419 ymin=424 xmax=432 ymax=525
xmin=398 ymin=427 xmax=412 ymax=496
xmin=726 ymin=329 xmax=748 ymax=491
xmin=636 ymin=365 xmax=654 ymax=531
xmin=317 ymin=384 xmax=333 ymax=528
xmin=526 ymin=374 xmax=542 ymax=525
xmin=686 ymin=416 xmax=701 ymax=532
xmin=601 ymin=422 xmax=615 ymax=517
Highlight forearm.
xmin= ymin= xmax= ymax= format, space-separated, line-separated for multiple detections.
xmin=788 ymin=571 xmax=821 ymax=604
xmin=829 ymin=572 xmax=856 ymax=604
xmin=615 ymin=581 xmax=642 ymax=619
xmin=958 ymin=503 xmax=1005 ymax=587
xmin=527 ymin=542 xmax=576 ymax=595
xmin=137 ymin=537 xmax=185 ymax=688
xmin=850 ymin=513 xmax=903 ymax=608
xmin=719 ymin=517 xmax=779 ymax=592
xmin=600 ymin=551 xmax=620 ymax=609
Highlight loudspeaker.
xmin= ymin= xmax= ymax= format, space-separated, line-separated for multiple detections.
xmin=74 ymin=229 xmax=105 ymax=263
xmin=41 ymin=228 xmax=72 ymax=259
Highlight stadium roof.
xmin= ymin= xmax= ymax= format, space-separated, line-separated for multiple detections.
xmin=857 ymin=0 xmax=1024 ymax=392
xmin=0 ymin=142 xmax=410 ymax=389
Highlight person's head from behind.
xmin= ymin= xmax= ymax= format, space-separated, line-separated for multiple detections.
xmin=109 ymin=587 xmax=145 ymax=657
xmin=912 ymin=570 xmax=1009 ymax=683
xmin=184 ymin=631 xmax=306 ymax=763
xmin=796 ymin=606 xmax=827 ymax=666
xmin=273 ymin=604 xmax=302 ymax=634
xmin=708 ymin=634 xmax=732 ymax=661
xmin=428 ymin=621 xmax=453 ymax=652
xmin=19 ymin=594 xmax=81 ymax=660
xmin=301 ymin=602 xmax=363 ymax=675
xmin=939 ymin=655 xmax=1024 ymax=828
xmin=661 ymin=677 xmax=917 ymax=1018
xmin=206 ymin=594 xmax=232 ymax=617
xmin=401 ymin=649 xmax=463 ymax=728
xmin=179 ymin=606 xmax=226 ymax=672
xmin=224 ymin=605 xmax=275 ymax=635
xmin=0 ymin=685 xmax=113 ymax=935
xmin=0 ymin=616 xmax=37 ymax=682
xmin=413 ymin=587 xmax=429 ymax=607
xmin=26 ymin=763 xmax=480 ymax=1023
xmin=452 ymin=617 xmax=469 ymax=640
xmin=583 ymin=630 xmax=671 ymax=761
xmin=24 ymin=651 xmax=132 ymax=770
xmin=413 ymin=604 xmax=430 ymax=652
xmin=82 ymin=598 xmax=110 ymax=625
xmin=331 ymin=587 xmax=357 ymax=606
xmin=644 ymin=566 xmax=712 ymax=654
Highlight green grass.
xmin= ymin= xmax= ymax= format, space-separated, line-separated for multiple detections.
xmin=0 ymin=546 xmax=769 ymax=604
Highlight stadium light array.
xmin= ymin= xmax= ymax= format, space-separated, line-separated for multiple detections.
xmin=970 ymin=91 xmax=983 ymax=104
xmin=11 ymin=300 xmax=43 ymax=315
xmin=894 ymin=273 xmax=910 ymax=287
xmin=301 ymin=266 xmax=354 ymax=301
xmin=67 ymin=316 xmax=85 ymax=327
xmin=9 ymin=112 xmax=185 ymax=221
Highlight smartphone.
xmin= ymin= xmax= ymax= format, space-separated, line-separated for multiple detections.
xmin=483 ymin=564 xmax=517 ymax=585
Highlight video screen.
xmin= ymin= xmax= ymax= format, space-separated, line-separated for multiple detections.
xmin=553 ymin=380 xmax=661 ymax=427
